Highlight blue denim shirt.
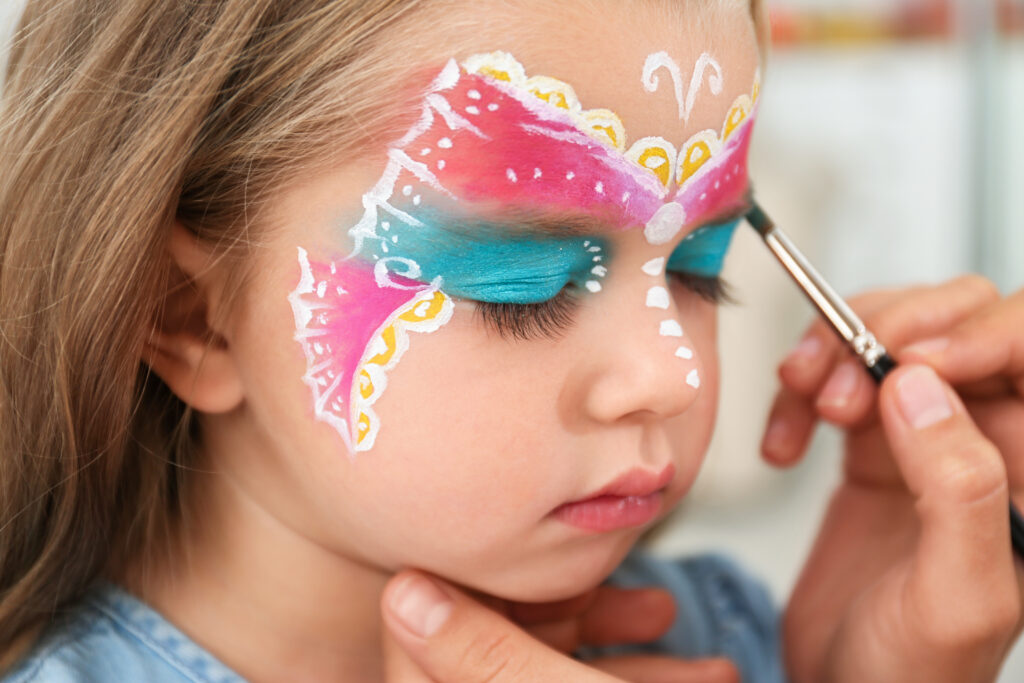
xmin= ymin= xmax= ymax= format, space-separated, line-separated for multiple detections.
xmin=4 ymin=552 xmax=785 ymax=682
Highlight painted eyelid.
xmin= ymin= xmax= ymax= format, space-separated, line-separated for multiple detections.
xmin=665 ymin=219 xmax=740 ymax=278
xmin=359 ymin=226 xmax=611 ymax=304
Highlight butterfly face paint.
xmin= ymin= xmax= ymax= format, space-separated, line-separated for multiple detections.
xmin=289 ymin=50 xmax=758 ymax=456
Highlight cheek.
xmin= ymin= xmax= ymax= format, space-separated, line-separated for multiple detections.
xmin=344 ymin=307 xmax=573 ymax=525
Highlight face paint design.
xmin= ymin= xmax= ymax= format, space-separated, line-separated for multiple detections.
xmin=289 ymin=50 xmax=758 ymax=456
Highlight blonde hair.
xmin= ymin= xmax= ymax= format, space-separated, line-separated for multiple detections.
xmin=0 ymin=0 xmax=769 ymax=661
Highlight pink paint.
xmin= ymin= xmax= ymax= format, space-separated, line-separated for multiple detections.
xmin=290 ymin=251 xmax=428 ymax=451
xmin=673 ymin=116 xmax=755 ymax=226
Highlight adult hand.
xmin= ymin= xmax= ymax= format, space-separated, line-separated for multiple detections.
xmin=381 ymin=569 xmax=739 ymax=682
xmin=762 ymin=277 xmax=1024 ymax=682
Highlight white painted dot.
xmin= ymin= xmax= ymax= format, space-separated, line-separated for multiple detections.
xmin=595 ymin=181 xmax=604 ymax=194
xmin=659 ymin=320 xmax=684 ymax=337
xmin=466 ymin=105 xmax=481 ymax=115
xmin=644 ymin=203 xmax=687 ymax=245
xmin=588 ymin=246 xmax=602 ymax=253
xmin=381 ymin=221 xmax=391 ymax=231
xmin=591 ymin=265 xmax=608 ymax=277
xmin=646 ymin=286 xmax=670 ymax=309
xmin=402 ymin=185 xmax=412 ymax=196
xmin=566 ymin=171 xmax=576 ymax=180
xmin=421 ymin=148 xmax=432 ymax=156
xmin=467 ymin=89 xmax=482 ymax=100
xmin=438 ymin=160 xmax=446 ymax=170
xmin=585 ymin=280 xmax=602 ymax=293
xmin=676 ymin=346 xmax=694 ymax=360
xmin=715 ymin=181 xmax=721 ymax=189
xmin=330 ymin=262 xmax=337 ymax=274
xmin=487 ymin=103 xmax=499 ymax=111
xmin=336 ymin=286 xmax=345 ymax=296
xmin=381 ymin=243 xmax=390 ymax=253
xmin=700 ymin=193 xmax=707 ymax=201
xmin=316 ymin=281 xmax=327 ymax=298
xmin=533 ymin=168 xmax=542 ymax=179
xmin=622 ymin=192 xmax=631 ymax=202
xmin=506 ymin=168 xmax=518 ymax=183
xmin=391 ymin=235 xmax=399 ymax=243
xmin=641 ymin=257 xmax=666 ymax=277
xmin=413 ymin=195 xmax=422 ymax=206
xmin=686 ymin=368 xmax=701 ymax=388
xmin=438 ymin=138 xmax=453 ymax=149
xmin=583 ymin=240 xmax=591 ymax=247
xmin=593 ymin=256 xmax=602 ymax=263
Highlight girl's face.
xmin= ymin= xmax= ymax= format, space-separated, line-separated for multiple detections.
xmin=215 ymin=2 xmax=760 ymax=601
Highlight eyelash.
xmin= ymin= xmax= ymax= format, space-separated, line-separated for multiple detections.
xmin=476 ymin=274 xmax=734 ymax=341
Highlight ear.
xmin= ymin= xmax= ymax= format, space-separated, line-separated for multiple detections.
xmin=143 ymin=223 xmax=244 ymax=414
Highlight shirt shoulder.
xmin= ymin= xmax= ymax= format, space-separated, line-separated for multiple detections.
xmin=3 ymin=584 xmax=244 ymax=683
xmin=595 ymin=550 xmax=788 ymax=683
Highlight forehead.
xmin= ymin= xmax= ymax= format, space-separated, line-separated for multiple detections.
xmin=367 ymin=6 xmax=759 ymax=238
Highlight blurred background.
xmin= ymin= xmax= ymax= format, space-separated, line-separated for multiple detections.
xmin=3 ymin=0 xmax=1023 ymax=678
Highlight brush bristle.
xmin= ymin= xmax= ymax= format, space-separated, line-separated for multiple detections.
xmin=745 ymin=202 xmax=775 ymax=237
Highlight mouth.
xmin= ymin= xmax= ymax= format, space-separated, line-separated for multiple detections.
xmin=551 ymin=463 xmax=676 ymax=533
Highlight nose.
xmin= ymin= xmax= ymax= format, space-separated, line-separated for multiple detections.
xmin=578 ymin=275 xmax=704 ymax=424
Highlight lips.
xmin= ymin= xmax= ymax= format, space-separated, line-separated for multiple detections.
xmin=552 ymin=464 xmax=676 ymax=533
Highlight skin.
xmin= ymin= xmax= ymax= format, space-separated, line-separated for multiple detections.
xmin=139 ymin=1 xmax=760 ymax=681
xmin=763 ymin=277 xmax=1024 ymax=682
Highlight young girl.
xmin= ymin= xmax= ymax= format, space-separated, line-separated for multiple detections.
xmin=2 ymin=1 xmax=1022 ymax=681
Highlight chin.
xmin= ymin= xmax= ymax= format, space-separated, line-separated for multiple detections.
xmin=453 ymin=530 xmax=641 ymax=604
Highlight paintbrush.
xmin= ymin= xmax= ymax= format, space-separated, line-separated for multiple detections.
xmin=743 ymin=199 xmax=1024 ymax=559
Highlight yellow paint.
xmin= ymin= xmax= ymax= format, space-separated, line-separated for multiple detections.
xmin=358 ymin=369 xmax=374 ymax=400
xmin=480 ymin=67 xmax=512 ymax=82
xmin=356 ymin=412 xmax=371 ymax=443
xmin=398 ymin=291 xmax=447 ymax=323
xmin=368 ymin=325 xmax=398 ymax=366
xmin=638 ymin=146 xmax=673 ymax=188
xmin=681 ymin=141 xmax=713 ymax=183
xmin=723 ymin=103 xmax=748 ymax=140
xmin=581 ymin=109 xmax=626 ymax=151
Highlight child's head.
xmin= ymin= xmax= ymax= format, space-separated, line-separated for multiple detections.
xmin=0 ymin=0 xmax=766 ymax=646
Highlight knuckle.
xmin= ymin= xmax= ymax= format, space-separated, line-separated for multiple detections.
xmin=920 ymin=599 xmax=1020 ymax=650
xmin=929 ymin=438 xmax=1007 ymax=506
xmin=466 ymin=631 xmax=528 ymax=683
xmin=954 ymin=273 xmax=1001 ymax=303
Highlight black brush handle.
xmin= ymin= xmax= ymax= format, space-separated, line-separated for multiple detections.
xmin=867 ymin=352 xmax=1024 ymax=560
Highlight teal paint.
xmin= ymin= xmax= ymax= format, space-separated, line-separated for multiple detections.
xmin=666 ymin=220 xmax=739 ymax=277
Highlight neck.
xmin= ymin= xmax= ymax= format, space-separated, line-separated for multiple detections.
xmin=121 ymin=431 xmax=389 ymax=682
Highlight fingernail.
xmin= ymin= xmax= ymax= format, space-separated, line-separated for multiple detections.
xmin=762 ymin=418 xmax=790 ymax=457
xmin=896 ymin=366 xmax=954 ymax=430
xmin=817 ymin=362 xmax=860 ymax=409
xmin=389 ymin=574 xmax=453 ymax=638
xmin=903 ymin=337 xmax=950 ymax=358
xmin=783 ymin=334 xmax=822 ymax=367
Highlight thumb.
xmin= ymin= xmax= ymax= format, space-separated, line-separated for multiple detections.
xmin=381 ymin=570 xmax=622 ymax=683
xmin=878 ymin=365 xmax=1020 ymax=644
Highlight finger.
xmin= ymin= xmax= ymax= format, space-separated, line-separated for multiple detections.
xmin=577 ymin=586 xmax=676 ymax=647
xmin=521 ymin=587 xmax=676 ymax=653
xmin=591 ymin=656 xmax=739 ymax=683
xmin=809 ymin=275 xmax=999 ymax=426
xmin=382 ymin=570 xmax=623 ymax=683
xmin=965 ymin=398 xmax=1024 ymax=491
xmin=877 ymin=365 xmax=1020 ymax=644
xmin=778 ymin=289 xmax=897 ymax=396
xmin=901 ymin=288 xmax=1024 ymax=389
xmin=506 ymin=589 xmax=597 ymax=625
xmin=814 ymin=359 xmax=877 ymax=428
xmin=761 ymin=385 xmax=818 ymax=466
